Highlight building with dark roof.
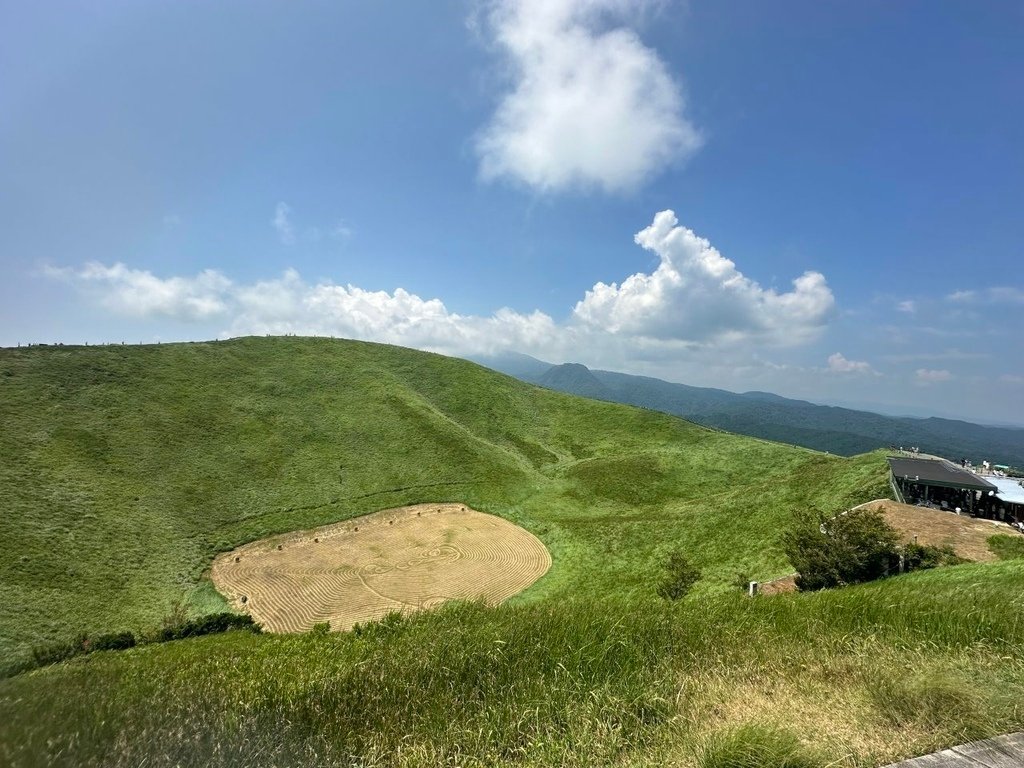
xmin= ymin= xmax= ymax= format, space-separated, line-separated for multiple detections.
xmin=887 ymin=456 xmax=1000 ymax=516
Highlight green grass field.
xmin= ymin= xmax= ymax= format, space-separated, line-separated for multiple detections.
xmin=2 ymin=336 xmax=1020 ymax=767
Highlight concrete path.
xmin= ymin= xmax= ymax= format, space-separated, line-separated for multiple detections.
xmin=882 ymin=732 xmax=1024 ymax=767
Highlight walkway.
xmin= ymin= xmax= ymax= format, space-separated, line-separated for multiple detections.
xmin=882 ymin=732 xmax=1024 ymax=767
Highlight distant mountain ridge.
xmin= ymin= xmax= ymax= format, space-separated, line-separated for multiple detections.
xmin=471 ymin=354 xmax=1024 ymax=468
xmin=537 ymin=363 xmax=610 ymax=400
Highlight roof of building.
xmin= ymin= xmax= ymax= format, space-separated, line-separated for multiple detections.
xmin=986 ymin=476 xmax=1024 ymax=506
xmin=887 ymin=456 xmax=998 ymax=492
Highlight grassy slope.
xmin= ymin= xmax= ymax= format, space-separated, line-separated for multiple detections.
xmin=11 ymin=337 xmax=1019 ymax=766
xmin=3 ymin=560 xmax=1024 ymax=767
xmin=0 ymin=337 xmax=886 ymax=664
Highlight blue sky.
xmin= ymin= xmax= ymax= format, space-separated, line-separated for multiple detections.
xmin=2 ymin=1 xmax=1022 ymax=423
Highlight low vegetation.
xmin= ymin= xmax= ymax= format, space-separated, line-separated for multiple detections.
xmin=698 ymin=723 xmax=821 ymax=768
xmin=988 ymin=534 xmax=1024 ymax=561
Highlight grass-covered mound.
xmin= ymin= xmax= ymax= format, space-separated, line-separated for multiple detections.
xmin=3 ymin=559 xmax=1024 ymax=767
xmin=0 ymin=337 xmax=886 ymax=668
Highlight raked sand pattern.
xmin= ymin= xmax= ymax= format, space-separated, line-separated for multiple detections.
xmin=211 ymin=503 xmax=551 ymax=633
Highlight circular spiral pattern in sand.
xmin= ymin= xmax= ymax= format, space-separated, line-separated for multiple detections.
xmin=210 ymin=503 xmax=551 ymax=633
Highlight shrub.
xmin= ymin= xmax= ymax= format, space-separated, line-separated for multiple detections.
xmin=903 ymin=542 xmax=966 ymax=571
xmin=656 ymin=550 xmax=701 ymax=600
xmin=783 ymin=508 xmax=901 ymax=591
xmin=310 ymin=622 xmax=331 ymax=636
xmin=91 ymin=631 xmax=137 ymax=652
xmin=19 ymin=615 xmax=257 ymax=676
xmin=157 ymin=612 xmax=260 ymax=642
xmin=352 ymin=610 xmax=408 ymax=640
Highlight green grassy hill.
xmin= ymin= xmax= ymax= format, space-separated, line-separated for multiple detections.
xmin=0 ymin=337 xmax=885 ymax=666
xmin=5 ymin=337 xmax=1023 ymax=767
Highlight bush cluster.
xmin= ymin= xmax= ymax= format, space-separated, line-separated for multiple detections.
xmin=22 ymin=612 xmax=260 ymax=677
xmin=156 ymin=612 xmax=259 ymax=642
xmin=783 ymin=508 xmax=965 ymax=591
xmin=903 ymin=542 xmax=965 ymax=570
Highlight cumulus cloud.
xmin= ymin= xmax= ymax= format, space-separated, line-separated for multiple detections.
xmin=572 ymin=210 xmax=835 ymax=346
xmin=475 ymin=0 xmax=700 ymax=193
xmin=272 ymin=202 xmax=295 ymax=245
xmin=47 ymin=211 xmax=835 ymax=363
xmin=231 ymin=272 xmax=561 ymax=356
xmin=826 ymin=353 xmax=875 ymax=374
xmin=916 ymin=368 xmax=952 ymax=384
xmin=45 ymin=262 xmax=231 ymax=320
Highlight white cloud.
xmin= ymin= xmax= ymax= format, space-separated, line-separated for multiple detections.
xmin=882 ymin=349 xmax=987 ymax=364
xmin=946 ymin=287 xmax=1024 ymax=304
xmin=572 ymin=210 xmax=835 ymax=346
xmin=896 ymin=300 xmax=915 ymax=313
xmin=916 ymin=368 xmax=952 ymax=384
xmin=47 ymin=211 xmax=835 ymax=363
xmin=826 ymin=353 xmax=875 ymax=374
xmin=272 ymin=202 xmax=295 ymax=245
xmin=272 ymin=204 xmax=352 ymax=245
xmin=947 ymin=289 xmax=976 ymax=302
xmin=45 ymin=262 xmax=231 ymax=320
xmin=475 ymin=0 xmax=700 ymax=193
xmin=989 ymin=286 xmax=1024 ymax=304
xmin=228 ymin=271 xmax=560 ymax=356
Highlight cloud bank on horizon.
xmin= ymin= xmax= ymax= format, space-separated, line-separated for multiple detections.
xmin=45 ymin=210 xmax=834 ymax=363
xmin=475 ymin=0 xmax=700 ymax=192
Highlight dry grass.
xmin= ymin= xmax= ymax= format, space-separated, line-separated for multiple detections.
xmin=211 ymin=503 xmax=551 ymax=632
xmin=759 ymin=575 xmax=797 ymax=595
xmin=763 ymin=500 xmax=1019 ymax=596
xmin=863 ymin=500 xmax=1015 ymax=563
xmin=675 ymin=644 xmax=1016 ymax=768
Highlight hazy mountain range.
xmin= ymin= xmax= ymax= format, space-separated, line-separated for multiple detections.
xmin=471 ymin=353 xmax=1024 ymax=468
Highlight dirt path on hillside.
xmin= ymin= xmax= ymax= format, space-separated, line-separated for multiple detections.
xmin=861 ymin=499 xmax=1014 ymax=563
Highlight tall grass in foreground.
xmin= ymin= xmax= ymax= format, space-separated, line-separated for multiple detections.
xmin=4 ymin=560 xmax=1024 ymax=768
